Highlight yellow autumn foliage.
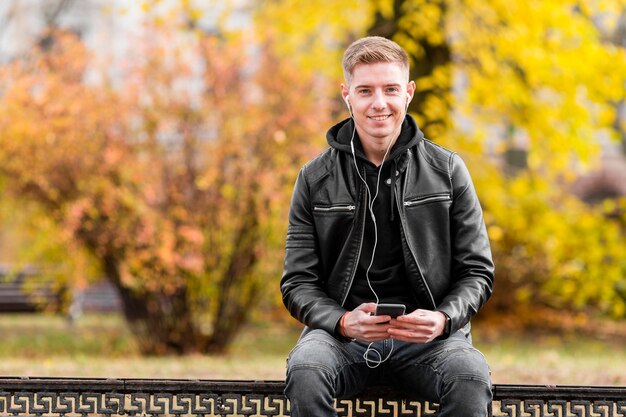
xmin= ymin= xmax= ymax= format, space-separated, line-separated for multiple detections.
xmin=0 ymin=21 xmax=329 ymax=353
xmin=0 ymin=0 xmax=625 ymax=356
xmin=258 ymin=0 xmax=626 ymax=322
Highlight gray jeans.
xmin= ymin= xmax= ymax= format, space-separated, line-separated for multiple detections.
xmin=285 ymin=329 xmax=492 ymax=417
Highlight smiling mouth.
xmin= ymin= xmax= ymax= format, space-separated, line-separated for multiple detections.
xmin=368 ymin=115 xmax=391 ymax=121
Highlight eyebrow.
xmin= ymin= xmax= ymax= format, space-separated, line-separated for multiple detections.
xmin=354 ymin=83 xmax=402 ymax=89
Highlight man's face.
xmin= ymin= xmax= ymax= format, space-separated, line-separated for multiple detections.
xmin=342 ymin=62 xmax=415 ymax=150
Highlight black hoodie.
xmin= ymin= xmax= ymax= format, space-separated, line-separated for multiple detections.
xmin=327 ymin=117 xmax=422 ymax=312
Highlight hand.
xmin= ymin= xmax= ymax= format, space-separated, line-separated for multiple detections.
xmin=342 ymin=303 xmax=393 ymax=342
xmin=387 ymin=309 xmax=446 ymax=344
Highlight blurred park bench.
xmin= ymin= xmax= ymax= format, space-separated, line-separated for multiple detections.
xmin=0 ymin=264 xmax=121 ymax=315
xmin=0 ymin=377 xmax=624 ymax=416
xmin=0 ymin=265 xmax=61 ymax=313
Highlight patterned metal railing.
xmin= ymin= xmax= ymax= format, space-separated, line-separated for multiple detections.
xmin=0 ymin=377 xmax=624 ymax=416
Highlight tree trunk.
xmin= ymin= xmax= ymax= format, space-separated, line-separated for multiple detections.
xmin=103 ymin=255 xmax=207 ymax=355
xmin=368 ymin=0 xmax=452 ymax=139
xmin=205 ymin=193 xmax=261 ymax=354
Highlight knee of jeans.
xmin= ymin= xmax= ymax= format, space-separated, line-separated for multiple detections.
xmin=437 ymin=349 xmax=492 ymax=415
xmin=440 ymin=377 xmax=492 ymax=417
xmin=440 ymin=347 xmax=491 ymax=389
xmin=287 ymin=332 xmax=345 ymax=377
xmin=287 ymin=338 xmax=340 ymax=372
xmin=285 ymin=338 xmax=342 ymax=402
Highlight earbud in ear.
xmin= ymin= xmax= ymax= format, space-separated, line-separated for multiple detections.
xmin=345 ymin=96 xmax=353 ymax=116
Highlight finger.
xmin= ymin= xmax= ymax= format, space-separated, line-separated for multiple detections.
xmin=389 ymin=323 xmax=437 ymax=338
xmin=369 ymin=314 xmax=392 ymax=324
xmin=355 ymin=303 xmax=378 ymax=314
xmin=387 ymin=328 xmax=431 ymax=343
xmin=396 ymin=313 xmax=435 ymax=325
xmin=365 ymin=335 xmax=393 ymax=343
xmin=397 ymin=310 xmax=421 ymax=320
xmin=359 ymin=326 xmax=393 ymax=342
xmin=389 ymin=324 xmax=440 ymax=342
xmin=352 ymin=320 xmax=391 ymax=336
xmin=387 ymin=330 xmax=418 ymax=343
xmin=354 ymin=309 xmax=390 ymax=324
xmin=403 ymin=308 xmax=424 ymax=316
xmin=366 ymin=330 xmax=394 ymax=339
xmin=394 ymin=316 xmax=423 ymax=326
xmin=387 ymin=326 xmax=426 ymax=337
xmin=388 ymin=322 xmax=417 ymax=332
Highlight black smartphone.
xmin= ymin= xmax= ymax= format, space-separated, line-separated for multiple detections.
xmin=373 ymin=303 xmax=406 ymax=318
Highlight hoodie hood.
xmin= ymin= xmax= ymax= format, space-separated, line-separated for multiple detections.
xmin=326 ymin=114 xmax=424 ymax=167
xmin=326 ymin=114 xmax=425 ymax=221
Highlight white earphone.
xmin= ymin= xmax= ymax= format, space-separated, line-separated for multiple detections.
xmin=345 ymin=96 xmax=353 ymax=117
xmin=346 ymin=96 xmax=397 ymax=368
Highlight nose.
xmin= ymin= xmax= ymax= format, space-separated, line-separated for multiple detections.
xmin=372 ymin=90 xmax=387 ymax=110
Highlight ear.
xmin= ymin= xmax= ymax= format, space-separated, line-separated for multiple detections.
xmin=341 ymin=83 xmax=350 ymax=102
xmin=341 ymin=83 xmax=352 ymax=114
xmin=406 ymin=80 xmax=416 ymax=105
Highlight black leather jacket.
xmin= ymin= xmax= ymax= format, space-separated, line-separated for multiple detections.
xmin=281 ymin=116 xmax=494 ymax=339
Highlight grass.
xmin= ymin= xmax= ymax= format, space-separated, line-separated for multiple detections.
xmin=0 ymin=313 xmax=625 ymax=385
xmin=476 ymin=331 xmax=626 ymax=385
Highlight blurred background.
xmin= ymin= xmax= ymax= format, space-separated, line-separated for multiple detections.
xmin=0 ymin=0 xmax=625 ymax=384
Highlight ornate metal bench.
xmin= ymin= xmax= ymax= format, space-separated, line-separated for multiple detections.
xmin=0 ymin=377 xmax=624 ymax=416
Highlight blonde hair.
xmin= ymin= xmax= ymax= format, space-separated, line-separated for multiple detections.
xmin=342 ymin=36 xmax=410 ymax=84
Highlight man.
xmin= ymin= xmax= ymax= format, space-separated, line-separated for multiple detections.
xmin=280 ymin=36 xmax=494 ymax=417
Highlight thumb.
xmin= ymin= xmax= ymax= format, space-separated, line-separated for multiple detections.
xmin=356 ymin=302 xmax=378 ymax=314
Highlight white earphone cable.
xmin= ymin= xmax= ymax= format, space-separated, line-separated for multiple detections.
xmin=349 ymin=120 xmax=397 ymax=369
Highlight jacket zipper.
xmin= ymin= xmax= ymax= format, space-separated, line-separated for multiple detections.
xmin=313 ymin=205 xmax=356 ymax=212
xmin=340 ymin=169 xmax=367 ymax=307
xmin=396 ymin=160 xmax=437 ymax=309
xmin=404 ymin=193 xmax=451 ymax=207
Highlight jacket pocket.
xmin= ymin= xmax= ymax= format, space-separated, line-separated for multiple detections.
xmin=311 ymin=204 xmax=355 ymax=257
xmin=313 ymin=204 xmax=356 ymax=213
xmin=404 ymin=193 xmax=451 ymax=208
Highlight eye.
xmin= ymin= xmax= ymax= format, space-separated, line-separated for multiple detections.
xmin=386 ymin=86 xmax=400 ymax=94
xmin=357 ymin=88 xmax=370 ymax=95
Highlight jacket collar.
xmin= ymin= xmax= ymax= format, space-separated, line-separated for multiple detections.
xmin=326 ymin=114 xmax=424 ymax=168
xmin=327 ymin=115 xmax=424 ymax=221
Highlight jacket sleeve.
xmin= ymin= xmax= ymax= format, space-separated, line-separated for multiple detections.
xmin=437 ymin=153 xmax=494 ymax=336
xmin=280 ymin=167 xmax=346 ymax=336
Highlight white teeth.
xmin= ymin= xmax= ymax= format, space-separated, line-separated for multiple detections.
xmin=370 ymin=115 xmax=390 ymax=121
